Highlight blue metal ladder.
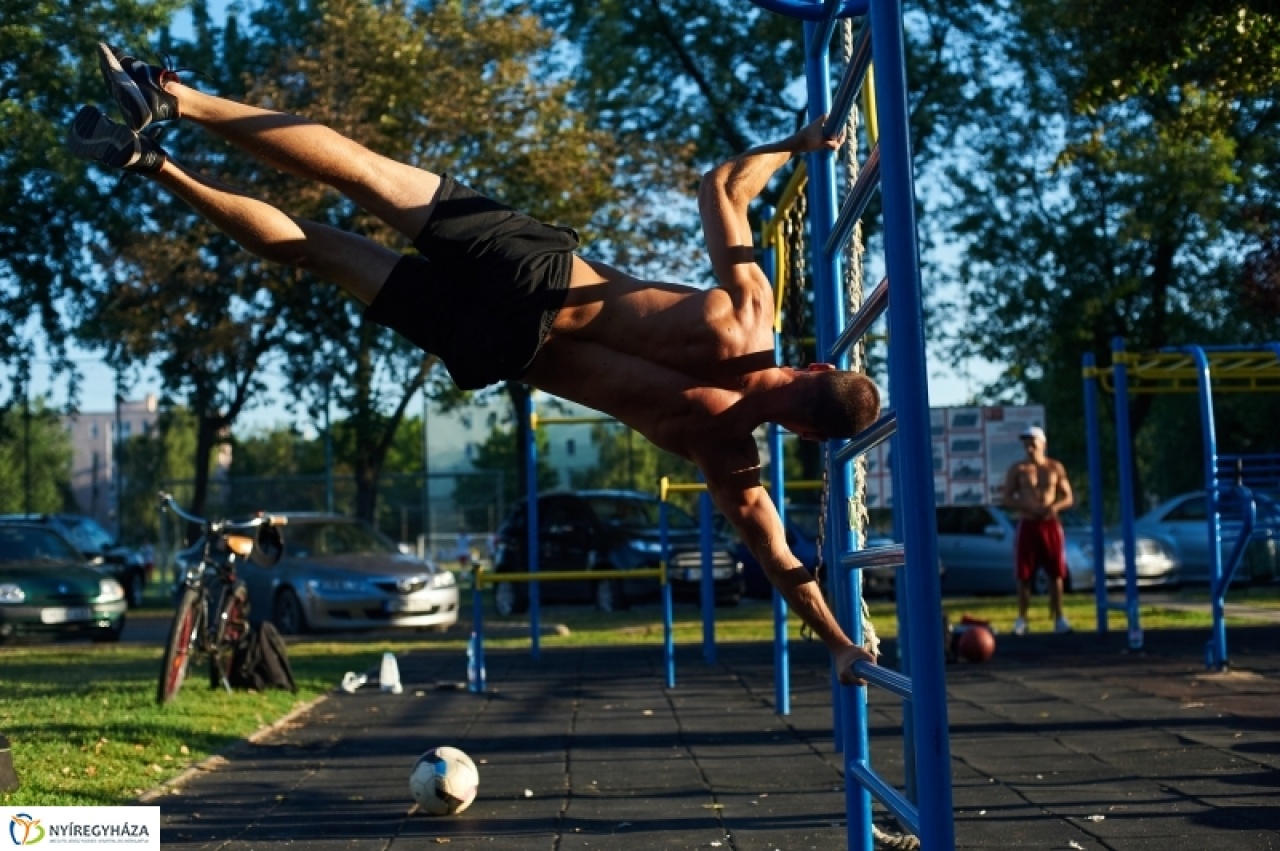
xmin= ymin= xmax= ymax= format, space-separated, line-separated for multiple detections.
xmin=749 ymin=1 xmax=954 ymax=848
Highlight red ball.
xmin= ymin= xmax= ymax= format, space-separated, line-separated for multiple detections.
xmin=957 ymin=626 xmax=996 ymax=663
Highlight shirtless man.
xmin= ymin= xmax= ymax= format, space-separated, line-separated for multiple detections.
xmin=68 ymin=44 xmax=882 ymax=683
xmin=1000 ymin=426 xmax=1074 ymax=635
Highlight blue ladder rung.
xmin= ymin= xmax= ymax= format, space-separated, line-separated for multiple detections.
xmin=824 ymin=144 xmax=881 ymax=257
xmin=841 ymin=544 xmax=905 ymax=571
xmin=822 ymin=21 xmax=873 ymax=131
xmin=848 ymin=761 xmax=920 ymax=837
xmin=853 ymin=660 xmax=912 ymax=700
xmin=835 ymin=409 xmax=897 ymax=464
xmin=831 ymin=276 xmax=888 ymax=361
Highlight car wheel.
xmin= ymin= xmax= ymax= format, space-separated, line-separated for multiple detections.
xmin=594 ymin=579 xmax=627 ymax=613
xmin=273 ymin=587 xmax=308 ymax=636
xmin=126 ymin=571 xmax=146 ymax=608
xmin=493 ymin=581 xmax=528 ymax=616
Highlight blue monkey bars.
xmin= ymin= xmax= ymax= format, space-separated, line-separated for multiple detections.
xmin=753 ymin=1 xmax=952 ymax=849
xmin=1083 ymin=339 xmax=1280 ymax=669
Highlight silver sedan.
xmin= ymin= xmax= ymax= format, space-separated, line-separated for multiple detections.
xmin=229 ymin=514 xmax=459 ymax=635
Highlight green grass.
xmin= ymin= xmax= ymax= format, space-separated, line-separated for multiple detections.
xmin=2 ymin=587 xmax=1275 ymax=806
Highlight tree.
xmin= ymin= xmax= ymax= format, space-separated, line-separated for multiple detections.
xmin=117 ymin=406 xmax=199 ymax=544
xmin=0 ymin=0 xmax=183 ymax=406
xmin=571 ymin=423 xmax=698 ymax=493
xmin=453 ymin=424 xmax=559 ymax=531
xmin=939 ymin=1 xmax=1280 ymax=512
xmin=0 ymin=398 xmax=73 ymax=514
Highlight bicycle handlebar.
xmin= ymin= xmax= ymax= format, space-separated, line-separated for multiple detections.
xmin=157 ymin=492 xmax=289 ymax=534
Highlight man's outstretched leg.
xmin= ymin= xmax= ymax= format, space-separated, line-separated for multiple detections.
xmin=67 ymin=105 xmax=400 ymax=305
xmin=96 ymin=43 xmax=441 ymax=246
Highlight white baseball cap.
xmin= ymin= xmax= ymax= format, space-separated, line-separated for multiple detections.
xmin=1019 ymin=425 xmax=1046 ymax=444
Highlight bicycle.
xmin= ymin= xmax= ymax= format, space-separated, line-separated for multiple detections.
xmin=155 ymin=493 xmax=287 ymax=705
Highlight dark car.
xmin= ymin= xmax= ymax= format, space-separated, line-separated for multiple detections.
xmin=0 ymin=523 xmax=127 ymax=642
xmin=491 ymin=490 xmax=744 ymax=615
xmin=0 ymin=514 xmax=153 ymax=607
xmin=177 ymin=513 xmax=459 ymax=636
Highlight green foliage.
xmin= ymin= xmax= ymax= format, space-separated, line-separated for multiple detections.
xmin=117 ymin=407 xmax=201 ymax=544
xmin=454 ymin=424 xmax=558 ymax=529
xmin=570 ymin=422 xmax=698 ymax=495
xmin=0 ymin=399 xmax=73 ymax=514
xmin=0 ymin=0 xmax=183 ymax=402
xmin=938 ymin=1 xmax=1280 ymax=513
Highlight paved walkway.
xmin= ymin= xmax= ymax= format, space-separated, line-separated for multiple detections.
xmin=149 ymin=621 xmax=1280 ymax=849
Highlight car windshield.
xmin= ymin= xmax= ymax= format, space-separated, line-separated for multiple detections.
xmin=283 ymin=521 xmax=399 ymax=557
xmin=66 ymin=516 xmax=115 ymax=553
xmin=583 ymin=496 xmax=697 ymax=531
xmin=0 ymin=527 xmax=82 ymax=563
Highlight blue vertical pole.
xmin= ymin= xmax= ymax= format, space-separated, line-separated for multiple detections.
xmin=770 ymin=422 xmax=791 ymax=716
xmin=889 ymin=436 xmax=916 ymax=804
xmin=763 ymin=204 xmax=791 ymax=716
xmin=468 ymin=580 xmax=486 ymax=693
xmin=699 ymin=485 xmax=716 ymax=665
xmin=1111 ymin=339 xmax=1141 ymax=650
xmin=1185 ymin=346 xmax=1226 ymax=668
xmin=801 ymin=18 xmax=870 ymax=851
xmin=524 ymin=390 xmax=541 ymax=660
xmin=868 ymin=0 xmax=953 ymax=846
xmin=661 ymin=499 xmax=676 ymax=688
xmin=1083 ymin=354 xmax=1108 ymax=634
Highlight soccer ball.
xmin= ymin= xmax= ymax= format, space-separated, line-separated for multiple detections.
xmin=409 ymin=746 xmax=479 ymax=816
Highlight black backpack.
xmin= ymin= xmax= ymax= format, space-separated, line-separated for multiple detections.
xmin=229 ymin=622 xmax=297 ymax=693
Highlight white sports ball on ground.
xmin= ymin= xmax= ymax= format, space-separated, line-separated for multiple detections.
xmin=409 ymin=746 xmax=479 ymax=815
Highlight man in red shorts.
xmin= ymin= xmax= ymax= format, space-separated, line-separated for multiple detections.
xmin=1000 ymin=426 xmax=1075 ymax=635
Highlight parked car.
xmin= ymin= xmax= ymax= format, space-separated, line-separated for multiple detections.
xmin=0 ymin=523 xmax=127 ymax=642
xmin=0 ymin=513 xmax=153 ymax=607
xmin=1135 ymin=491 xmax=1280 ymax=585
xmin=178 ymin=513 xmax=458 ymax=635
xmin=491 ymin=490 xmax=744 ymax=615
xmin=934 ymin=505 xmax=1179 ymax=595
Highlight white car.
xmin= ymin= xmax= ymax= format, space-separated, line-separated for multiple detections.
xmin=180 ymin=514 xmax=459 ymax=635
xmin=1135 ymin=491 xmax=1280 ymax=585
xmin=934 ymin=505 xmax=1179 ymax=595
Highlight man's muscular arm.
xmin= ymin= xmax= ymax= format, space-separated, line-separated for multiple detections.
xmin=698 ymin=116 xmax=843 ymax=298
xmin=703 ymin=470 xmax=874 ymax=685
xmin=1047 ymin=461 xmax=1075 ymax=518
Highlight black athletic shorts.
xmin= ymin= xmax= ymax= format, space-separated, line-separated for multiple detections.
xmin=364 ymin=175 xmax=579 ymax=390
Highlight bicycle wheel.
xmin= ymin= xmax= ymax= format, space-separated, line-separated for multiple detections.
xmin=157 ymin=586 xmax=205 ymax=705
xmin=210 ymin=583 xmax=250 ymax=690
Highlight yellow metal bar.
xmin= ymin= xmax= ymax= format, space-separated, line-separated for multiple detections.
xmin=536 ymin=416 xmax=617 ymax=426
xmin=476 ymin=566 xmax=666 ymax=588
xmin=762 ymin=162 xmax=809 ymax=248
xmin=662 ymin=482 xmax=708 ymax=496
xmin=863 ymin=62 xmax=879 ymax=144
xmin=1092 ymin=349 xmax=1280 ymax=394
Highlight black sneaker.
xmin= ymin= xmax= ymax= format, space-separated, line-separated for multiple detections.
xmin=96 ymin=42 xmax=181 ymax=131
xmin=67 ymin=105 xmax=167 ymax=174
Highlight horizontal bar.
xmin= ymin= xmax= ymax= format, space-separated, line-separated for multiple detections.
xmin=659 ymin=479 xmax=825 ymax=501
xmin=823 ymin=143 xmax=881 ymax=258
xmin=834 ymin=409 xmax=897 ymax=465
xmin=840 ymin=544 xmax=905 ymax=571
xmin=534 ymin=416 xmax=617 ymax=427
xmin=748 ymin=0 xmax=867 ymax=22
xmin=822 ymin=21 xmax=873 ymax=137
xmin=853 ymin=660 xmax=912 ymax=700
xmin=847 ymin=761 xmax=919 ymax=836
xmin=830 ymin=276 xmax=888 ymax=361
xmin=477 ymin=567 xmax=665 ymax=587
